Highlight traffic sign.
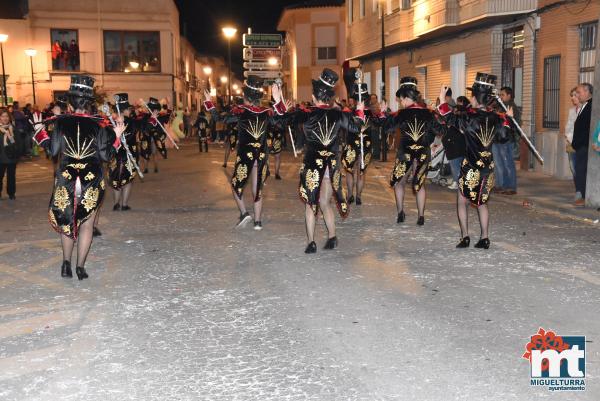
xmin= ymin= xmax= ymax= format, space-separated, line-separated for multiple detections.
xmin=243 ymin=47 xmax=282 ymax=61
xmin=243 ymin=70 xmax=283 ymax=79
xmin=243 ymin=61 xmax=282 ymax=70
xmin=243 ymin=33 xmax=283 ymax=48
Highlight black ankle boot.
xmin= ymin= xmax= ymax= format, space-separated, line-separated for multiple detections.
xmin=397 ymin=210 xmax=405 ymax=224
xmin=456 ymin=236 xmax=470 ymax=248
xmin=305 ymin=241 xmax=317 ymax=254
xmin=324 ymin=236 xmax=338 ymax=250
xmin=347 ymin=195 xmax=354 ymax=204
xmin=75 ymin=266 xmax=88 ymax=280
xmin=61 ymin=260 xmax=72 ymax=278
xmin=474 ymin=238 xmax=490 ymax=249
xmin=355 ymin=197 xmax=362 ymax=205
xmin=417 ymin=216 xmax=425 ymax=226
xmin=92 ymin=227 xmax=102 ymax=237
xmin=113 ymin=203 xmax=121 ymax=211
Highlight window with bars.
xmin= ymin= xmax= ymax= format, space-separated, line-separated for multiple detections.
xmin=543 ymin=56 xmax=560 ymax=129
xmin=501 ymin=27 xmax=525 ymax=105
xmin=317 ymin=47 xmax=337 ymax=61
xmin=579 ymin=22 xmax=597 ymax=84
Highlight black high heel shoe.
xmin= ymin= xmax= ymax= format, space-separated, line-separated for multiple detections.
xmin=324 ymin=236 xmax=338 ymax=250
xmin=417 ymin=216 xmax=425 ymax=226
xmin=347 ymin=195 xmax=355 ymax=204
xmin=456 ymin=236 xmax=470 ymax=248
xmin=92 ymin=227 xmax=102 ymax=237
xmin=355 ymin=197 xmax=362 ymax=205
xmin=75 ymin=266 xmax=88 ymax=280
xmin=61 ymin=260 xmax=72 ymax=278
xmin=113 ymin=203 xmax=121 ymax=211
xmin=305 ymin=241 xmax=317 ymax=254
xmin=397 ymin=210 xmax=405 ymax=224
xmin=474 ymin=238 xmax=490 ymax=249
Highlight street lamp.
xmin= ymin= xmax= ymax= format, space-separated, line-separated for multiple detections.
xmin=203 ymin=66 xmax=212 ymax=75
xmin=0 ymin=34 xmax=8 ymax=106
xmin=222 ymin=26 xmax=237 ymax=104
xmin=268 ymin=57 xmax=278 ymax=66
xmin=232 ymin=83 xmax=238 ymax=90
xmin=25 ymin=48 xmax=37 ymax=104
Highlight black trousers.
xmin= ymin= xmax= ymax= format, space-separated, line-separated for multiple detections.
xmin=0 ymin=163 xmax=16 ymax=197
xmin=575 ymin=147 xmax=588 ymax=197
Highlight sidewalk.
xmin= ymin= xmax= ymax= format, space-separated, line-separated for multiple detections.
xmin=493 ymin=170 xmax=600 ymax=225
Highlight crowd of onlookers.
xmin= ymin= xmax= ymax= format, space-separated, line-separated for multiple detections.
xmin=0 ymin=101 xmax=39 ymax=200
xmin=51 ymin=39 xmax=80 ymax=71
xmin=564 ymin=82 xmax=600 ymax=206
xmin=1 ymin=85 xmax=598 ymax=203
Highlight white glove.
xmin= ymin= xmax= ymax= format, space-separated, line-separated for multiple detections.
xmin=30 ymin=112 xmax=44 ymax=135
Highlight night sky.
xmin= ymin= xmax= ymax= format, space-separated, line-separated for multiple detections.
xmin=174 ymin=0 xmax=301 ymax=78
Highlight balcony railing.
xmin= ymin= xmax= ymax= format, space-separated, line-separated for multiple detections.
xmin=347 ymin=0 xmax=538 ymax=58
xmin=46 ymin=51 xmax=96 ymax=73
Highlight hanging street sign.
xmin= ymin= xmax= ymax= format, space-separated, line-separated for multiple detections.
xmin=243 ymin=47 xmax=282 ymax=61
xmin=243 ymin=70 xmax=283 ymax=79
xmin=243 ymin=33 xmax=283 ymax=48
xmin=243 ymin=61 xmax=282 ymax=70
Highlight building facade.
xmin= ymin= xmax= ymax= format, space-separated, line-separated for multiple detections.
xmin=0 ymin=0 xmax=241 ymax=111
xmin=278 ymin=0 xmax=346 ymax=102
xmin=534 ymin=0 xmax=598 ymax=178
xmin=345 ymin=0 xmax=599 ymax=178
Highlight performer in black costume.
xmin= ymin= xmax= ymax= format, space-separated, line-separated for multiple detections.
xmin=273 ymin=68 xmax=365 ymax=253
xmin=222 ymin=98 xmax=242 ymax=167
xmin=387 ymin=77 xmax=441 ymax=226
xmin=109 ymin=93 xmax=138 ymax=211
xmin=437 ymin=73 xmax=514 ymax=249
xmin=268 ymin=120 xmax=284 ymax=180
xmin=204 ymin=75 xmax=285 ymax=230
xmin=139 ymin=97 xmax=167 ymax=173
xmin=32 ymin=74 xmax=124 ymax=280
xmin=342 ymin=83 xmax=386 ymax=205
xmin=193 ymin=110 xmax=210 ymax=153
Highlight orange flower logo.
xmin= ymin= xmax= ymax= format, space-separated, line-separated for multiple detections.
xmin=523 ymin=328 xmax=570 ymax=372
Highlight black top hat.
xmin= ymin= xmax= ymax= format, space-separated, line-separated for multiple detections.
xmin=468 ymin=72 xmax=497 ymax=92
xmin=147 ymin=97 xmax=161 ymax=111
xmin=68 ymin=74 xmax=95 ymax=99
xmin=400 ymin=76 xmax=418 ymax=88
xmin=312 ymin=68 xmax=338 ymax=101
xmin=351 ymin=82 xmax=369 ymax=101
xmin=313 ymin=68 xmax=338 ymax=89
xmin=114 ymin=93 xmax=131 ymax=110
xmin=243 ymin=75 xmax=264 ymax=102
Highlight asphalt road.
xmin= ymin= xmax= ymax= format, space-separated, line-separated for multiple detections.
xmin=1 ymin=141 xmax=599 ymax=400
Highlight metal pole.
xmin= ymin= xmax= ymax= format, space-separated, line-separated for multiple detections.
xmin=29 ymin=56 xmax=36 ymax=104
xmin=381 ymin=3 xmax=386 ymax=102
xmin=0 ymin=43 xmax=7 ymax=106
xmin=584 ymin=15 xmax=600 ymax=208
xmin=227 ymin=38 xmax=232 ymax=105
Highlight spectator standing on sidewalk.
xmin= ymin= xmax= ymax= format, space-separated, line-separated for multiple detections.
xmin=572 ymin=83 xmax=593 ymax=206
xmin=0 ymin=109 xmax=19 ymax=200
xmin=492 ymin=86 xmax=520 ymax=195
xmin=564 ymin=87 xmax=581 ymax=199
xmin=11 ymin=102 xmax=31 ymax=158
